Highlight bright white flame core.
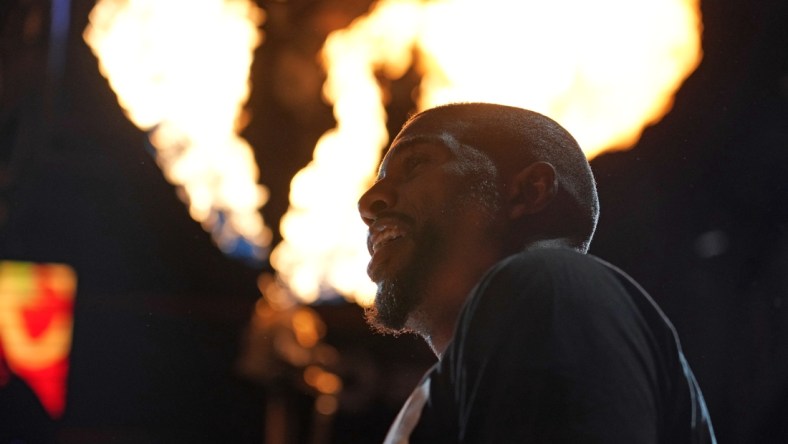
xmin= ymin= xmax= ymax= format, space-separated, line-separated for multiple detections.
xmin=273 ymin=0 xmax=702 ymax=305
xmin=84 ymin=0 xmax=271 ymax=257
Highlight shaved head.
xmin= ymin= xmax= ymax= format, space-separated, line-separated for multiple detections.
xmin=398 ymin=103 xmax=599 ymax=252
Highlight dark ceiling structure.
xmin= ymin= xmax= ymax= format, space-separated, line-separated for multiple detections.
xmin=1 ymin=0 xmax=787 ymax=442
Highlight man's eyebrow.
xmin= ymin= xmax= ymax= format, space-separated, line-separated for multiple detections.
xmin=387 ymin=134 xmax=453 ymax=157
xmin=377 ymin=133 xmax=456 ymax=178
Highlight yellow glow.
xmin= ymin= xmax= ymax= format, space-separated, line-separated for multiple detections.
xmin=84 ymin=0 xmax=271 ymax=257
xmin=273 ymin=0 xmax=703 ymax=305
xmin=291 ymin=308 xmax=325 ymax=349
xmin=270 ymin=0 xmax=423 ymax=304
xmin=257 ymin=273 xmax=297 ymax=312
xmin=304 ymin=365 xmax=343 ymax=395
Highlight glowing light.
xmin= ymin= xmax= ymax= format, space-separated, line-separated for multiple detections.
xmin=273 ymin=0 xmax=703 ymax=305
xmin=84 ymin=0 xmax=271 ymax=258
xmin=314 ymin=393 xmax=339 ymax=415
xmin=304 ymin=365 xmax=342 ymax=395
xmin=270 ymin=0 xmax=423 ymax=304
xmin=0 ymin=262 xmax=77 ymax=418
xmin=291 ymin=308 xmax=325 ymax=349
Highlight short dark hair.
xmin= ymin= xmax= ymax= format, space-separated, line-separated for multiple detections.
xmin=405 ymin=103 xmax=600 ymax=252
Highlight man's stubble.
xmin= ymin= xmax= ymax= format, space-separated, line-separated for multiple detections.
xmin=364 ymin=223 xmax=442 ymax=335
xmin=364 ymin=173 xmax=502 ymax=336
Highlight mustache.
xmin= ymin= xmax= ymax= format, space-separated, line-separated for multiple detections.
xmin=370 ymin=210 xmax=416 ymax=227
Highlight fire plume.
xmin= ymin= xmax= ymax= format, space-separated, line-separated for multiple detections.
xmin=84 ymin=0 xmax=271 ymax=258
xmin=273 ymin=0 xmax=703 ymax=305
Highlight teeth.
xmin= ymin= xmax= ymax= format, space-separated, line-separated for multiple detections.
xmin=372 ymin=226 xmax=403 ymax=252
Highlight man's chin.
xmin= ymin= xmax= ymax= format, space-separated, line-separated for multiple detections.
xmin=363 ymin=282 xmax=417 ymax=335
xmin=367 ymin=253 xmax=406 ymax=284
xmin=364 ymin=304 xmax=412 ymax=336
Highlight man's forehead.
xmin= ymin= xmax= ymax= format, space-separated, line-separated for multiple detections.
xmin=375 ymin=132 xmax=449 ymax=179
xmin=389 ymin=110 xmax=467 ymax=151
xmin=389 ymin=132 xmax=454 ymax=154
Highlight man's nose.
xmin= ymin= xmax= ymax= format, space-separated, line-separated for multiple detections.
xmin=358 ymin=181 xmax=395 ymax=226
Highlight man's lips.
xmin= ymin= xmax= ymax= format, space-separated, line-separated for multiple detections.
xmin=367 ymin=215 xmax=411 ymax=256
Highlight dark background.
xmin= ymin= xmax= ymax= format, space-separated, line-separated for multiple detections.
xmin=1 ymin=0 xmax=786 ymax=442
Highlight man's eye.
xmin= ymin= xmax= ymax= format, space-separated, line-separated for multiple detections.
xmin=404 ymin=154 xmax=428 ymax=173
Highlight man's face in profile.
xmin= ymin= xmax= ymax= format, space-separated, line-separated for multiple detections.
xmin=359 ymin=112 xmax=503 ymax=333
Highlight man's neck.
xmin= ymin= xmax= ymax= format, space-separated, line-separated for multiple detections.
xmin=406 ymin=300 xmax=459 ymax=359
xmin=415 ymin=237 xmax=579 ymax=359
xmin=406 ymin=245 xmax=506 ymax=359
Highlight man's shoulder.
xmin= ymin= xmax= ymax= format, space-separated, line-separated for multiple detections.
xmin=444 ymin=252 xmax=717 ymax=444
xmin=487 ymin=247 xmax=616 ymax=287
xmin=468 ymin=247 xmax=654 ymax=338
xmin=504 ymin=246 xmax=606 ymax=265
xmin=461 ymin=248 xmax=618 ymax=337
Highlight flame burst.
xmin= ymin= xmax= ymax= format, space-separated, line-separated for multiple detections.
xmin=273 ymin=0 xmax=703 ymax=305
xmin=84 ymin=0 xmax=271 ymax=258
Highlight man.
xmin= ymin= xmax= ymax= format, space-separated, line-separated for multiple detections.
xmin=358 ymin=103 xmax=716 ymax=443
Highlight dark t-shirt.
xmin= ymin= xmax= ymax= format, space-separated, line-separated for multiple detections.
xmin=399 ymin=248 xmax=715 ymax=443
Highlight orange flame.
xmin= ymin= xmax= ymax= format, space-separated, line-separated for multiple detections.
xmin=273 ymin=0 xmax=703 ymax=305
xmin=83 ymin=0 xmax=271 ymax=257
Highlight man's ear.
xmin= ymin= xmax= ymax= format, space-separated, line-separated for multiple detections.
xmin=507 ymin=161 xmax=558 ymax=220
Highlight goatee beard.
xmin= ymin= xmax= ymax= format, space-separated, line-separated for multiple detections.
xmin=365 ymin=226 xmax=440 ymax=335
xmin=364 ymin=172 xmax=502 ymax=336
xmin=364 ymin=279 xmax=417 ymax=335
